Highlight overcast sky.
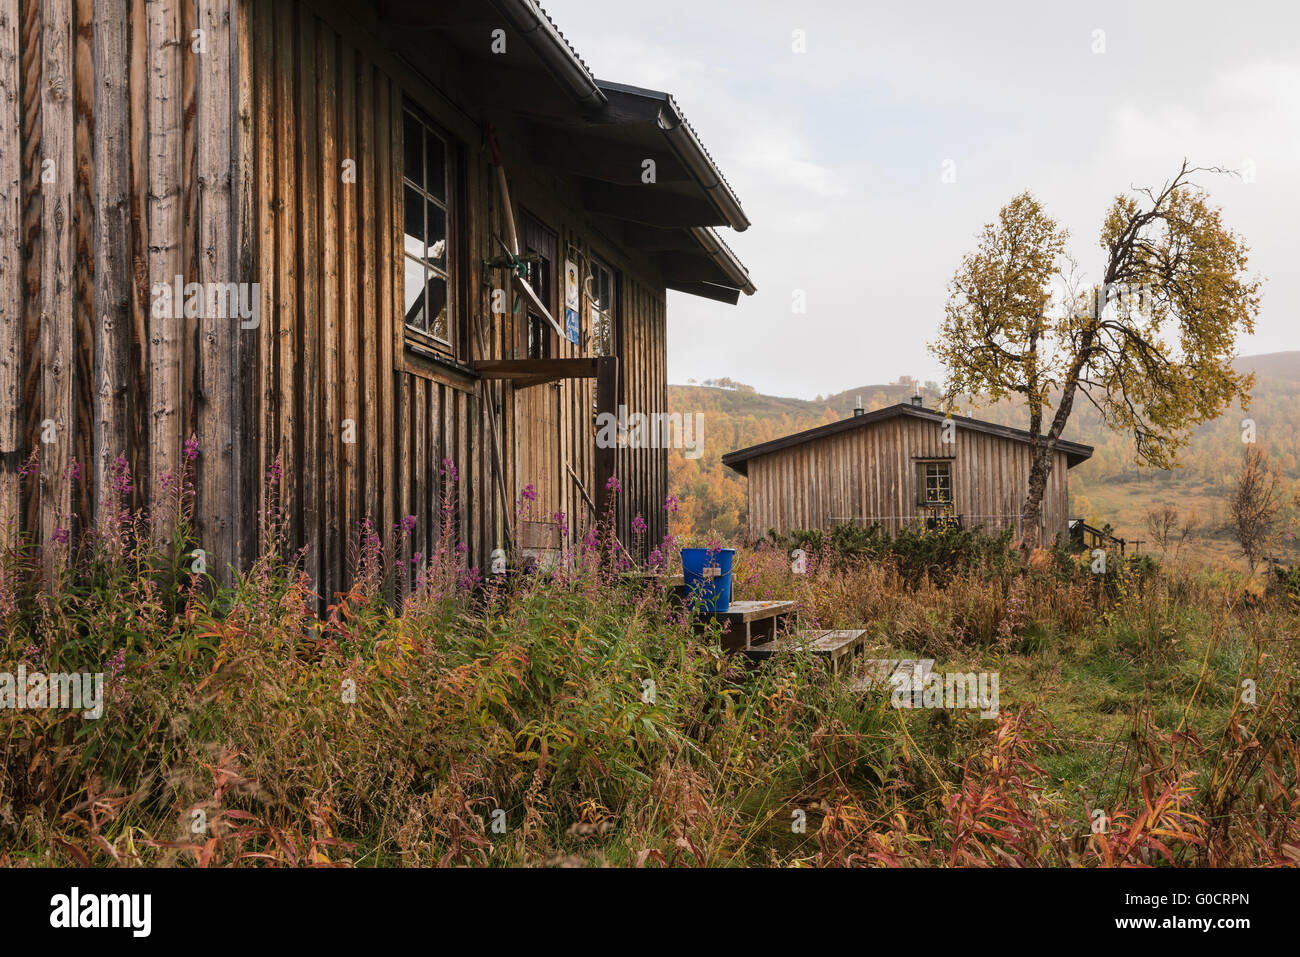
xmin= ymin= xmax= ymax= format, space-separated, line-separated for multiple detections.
xmin=544 ymin=0 xmax=1300 ymax=399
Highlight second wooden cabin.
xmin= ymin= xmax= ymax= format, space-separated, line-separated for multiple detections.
xmin=722 ymin=397 xmax=1093 ymax=543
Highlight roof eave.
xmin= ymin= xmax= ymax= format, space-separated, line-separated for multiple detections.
xmin=596 ymin=80 xmax=750 ymax=233
xmin=488 ymin=0 xmax=608 ymax=110
xmin=656 ymin=96 xmax=750 ymax=232
xmin=690 ymin=227 xmax=755 ymax=296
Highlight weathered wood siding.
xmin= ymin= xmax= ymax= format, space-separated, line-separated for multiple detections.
xmin=0 ymin=0 xmax=21 ymax=542
xmin=744 ymin=416 xmax=1073 ymax=543
xmin=249 ymin=0 xmax=669 ymax=597
xmin=3 ymin=0 xmax=671 ymax=599
xmin=1 ymin=0 xmax=256 ymax=566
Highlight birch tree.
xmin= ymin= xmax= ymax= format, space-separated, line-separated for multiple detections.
xmin=931 ymin=162 xmax=1260 ymax=547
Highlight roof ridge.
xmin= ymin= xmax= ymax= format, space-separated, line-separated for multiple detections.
xmin=722 ymin=402 xmax=1094 ymax=472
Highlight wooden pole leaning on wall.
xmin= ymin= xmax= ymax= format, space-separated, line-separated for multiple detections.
xmin=593 ymin=355 xmax=618 ymax=521
xmin=568 ymin=461 xmax=634 ymax=564
xmin=470 ymin=304 xmax=513 ymax=555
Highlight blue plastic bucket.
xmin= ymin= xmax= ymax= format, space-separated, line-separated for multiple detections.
xmin=681 ymin=547 xmax=736 ymax=612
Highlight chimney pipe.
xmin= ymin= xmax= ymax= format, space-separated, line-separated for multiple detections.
xmin=853 ymin=395 xmax=864 ymax=417
xmin=910 ymin=393 xmax=923 ymax=408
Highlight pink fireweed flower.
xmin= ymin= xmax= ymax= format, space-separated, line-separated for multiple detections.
xmin=664 ymin=493 xmax=679 ymax=514
xmin=401 ymin=514 xmax=417 ymax=534
xmin=441 ymin=457 xmax=458 ymax=483
xmin=605 ymin=475 xmax=621 ymax=493
xmin=183 ymin=435 xmax=199 ymax=461
xmin=66 ymin=459 xmax=82 ymax=483
xmin=553 ymin=511 xmax=568 ymax=538
xmin=110 ymin=455 xmax=133 ymax=497
xmin=51 ymin=527 xmax=69 ymax=544
xmin=632 ymin=514 xmax=647 ymax=535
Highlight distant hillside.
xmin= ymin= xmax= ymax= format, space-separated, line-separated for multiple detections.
xmin=667 ymin=355 xmax=1300 ymax=567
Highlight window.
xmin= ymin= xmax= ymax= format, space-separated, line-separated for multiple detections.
xmin=588 ymin=256 xmax=618 ymax=357
xmin=520 ymin=213 xmax=557 ymax=360
xmin=402 ymin=106 xmax=453 ymax=349
xmin=917 ymin=461 xmax=953 ymax=506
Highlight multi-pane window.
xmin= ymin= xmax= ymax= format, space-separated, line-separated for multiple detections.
xmin=918 ymin=461 xmax=953 ymax=505
xmin=521 ymin=214 xmax=556 ymax=360
xmin=402 ymin=106 xmax=452 ymax=346
xmin=589 ymin=257 xmax=617 ymax=357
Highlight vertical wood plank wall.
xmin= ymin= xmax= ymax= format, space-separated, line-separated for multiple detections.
xmin=0 ymin=0 xmax=20 ymax=543
xmin=2 ymin=0 xmax=671 ymax=599
xmin=3 ymin=0 xmax=254 ymax=566
xmin=243 ymin=0 xmax=669 ymax=594
xmin=744 ymin=417 xmax=1073 ymax=543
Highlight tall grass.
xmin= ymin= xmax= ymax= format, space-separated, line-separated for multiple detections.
xmin=1 ymin=460 xmax=1297 ymax=866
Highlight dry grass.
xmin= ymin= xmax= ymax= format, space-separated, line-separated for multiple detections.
xmin=1 ymin=468 xmax=1297 ymax=867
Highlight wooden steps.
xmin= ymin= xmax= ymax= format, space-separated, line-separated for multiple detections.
xmin=743 ymin=629 xmax=867 ymax=672
xmin=852 ymin=658 xmax=935 ymax=697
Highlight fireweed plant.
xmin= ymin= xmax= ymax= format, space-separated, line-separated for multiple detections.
xmin=0 ymin=454 xmax=1297 ymax=866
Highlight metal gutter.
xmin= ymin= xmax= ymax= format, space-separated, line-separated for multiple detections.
xmin=691 ymin=227 xmax=755 ymax=295
xmin=657 ymin=95 xmax=750 ymax=232
xmin=488 ymin=0 xmax=608 ymax=110
xmin=597 ymin=80 xmax=750 ymax=233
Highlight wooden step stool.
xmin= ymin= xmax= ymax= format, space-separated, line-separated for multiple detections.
xmin=743 ymin=629 xmax=868 ymax=673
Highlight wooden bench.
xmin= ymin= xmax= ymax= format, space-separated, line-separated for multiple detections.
xmin=744 ymin=628 xmax=868 ymax=672
xmin=695 ymin=600 xmax=798 ymax=651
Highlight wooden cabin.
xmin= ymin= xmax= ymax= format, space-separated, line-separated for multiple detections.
xmin=0 ymin=0 xmax=754 ymax=597
xmin=721 ymin=398 xmax=1093 ymax=543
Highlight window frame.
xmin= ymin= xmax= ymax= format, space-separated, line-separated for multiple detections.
xmin=587 ymin=254 xmax=619 ymax=359
xmin=519 ymin=211 xmax=558 ymax=361
xmin=916 ymin=459 xmax=954 ymax=507
xmin=401 ymin=103 xmax=456 ymax=357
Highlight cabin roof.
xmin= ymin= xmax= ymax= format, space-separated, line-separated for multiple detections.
xmin=720 ymin=403 xmax=1095 ymax=476
xmin=378 ymin=0 xmax=754 ymax=301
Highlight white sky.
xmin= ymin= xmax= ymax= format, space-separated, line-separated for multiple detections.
xmin=543 ymin=0 xmax=1300 ymax=399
